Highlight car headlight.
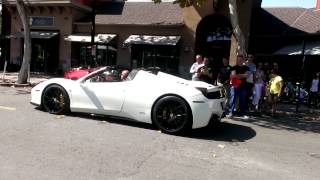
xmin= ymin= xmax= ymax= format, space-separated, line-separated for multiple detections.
xmin=195 ymin=87 xmax=208 ymax=97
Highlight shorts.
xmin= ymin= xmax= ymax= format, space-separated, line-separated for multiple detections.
xmin=269 ymin=93 xmax=279 ymax=102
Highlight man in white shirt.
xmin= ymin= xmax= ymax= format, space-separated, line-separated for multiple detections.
xmin=309 ymin=72 xmax=320 ymax=107
xmin=190 ymin=54 xmax=203 ymax=81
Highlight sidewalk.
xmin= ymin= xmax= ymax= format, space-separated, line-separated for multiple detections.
xmin=273 ymin=103 xmax=320 ymax=120
xmin=0 ymin=71 xmax=56 ymax=87
xmin=228 ymin=103 xmax=320 ymax=121
xmin=233 ymin=103 xmax=320 ymax=133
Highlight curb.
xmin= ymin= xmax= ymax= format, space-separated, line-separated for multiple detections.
xmin=0 ymin=82 xmax=34 ymax=87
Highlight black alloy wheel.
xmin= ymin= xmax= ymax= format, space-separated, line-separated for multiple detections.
xmin=42 ymin=84 xmax=70 ymax=115
xmin=152 ymin=96 xmax=192 ymax=134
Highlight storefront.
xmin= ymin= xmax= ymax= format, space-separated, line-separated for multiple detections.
xmin=3 ymin=1 xmax=90 ymax=73
xmin=195 ymin=14 xmax=232 ymax=67
xmin=2 ymin=0 xmax=258 ymax=78
xmin=73 ymin=2 xmax=190 ymax=77
xmin=65 ymin=34 xmax=117 ymax=67
xmin=124 ymin=35 xmax=181 ymax=75
xmin=249 ymin=7 xmax=320 ymax=83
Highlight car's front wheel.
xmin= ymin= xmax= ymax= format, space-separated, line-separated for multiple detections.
xmin=152 ymin=96 xmax=192 ymax=134
xmin=42 ymin=84 xmax=70 ymax=115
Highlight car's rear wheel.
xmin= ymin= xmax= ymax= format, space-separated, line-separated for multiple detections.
xmin=42 ymin=84 xmax=70 ymax=115
xmin=152 ymin=96 xmax=192 ymax=134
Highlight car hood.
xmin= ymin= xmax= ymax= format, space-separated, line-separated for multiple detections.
xmin=32 ymin=78 xmax=77 ymax=92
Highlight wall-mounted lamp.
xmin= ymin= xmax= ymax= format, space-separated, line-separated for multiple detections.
xmin=122 ymin=43 xmax=127 ymax=49
xmin=184 ymin=46 xmax=191 ymax=52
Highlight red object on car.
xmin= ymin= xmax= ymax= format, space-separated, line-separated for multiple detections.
xmin=64 ymin=67 xmax=99 ymax=80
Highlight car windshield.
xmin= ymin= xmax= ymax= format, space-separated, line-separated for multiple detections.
xmin=125 ymin=69 xmax=139 ymax=81
xmin=84 ymin=68 xmax=140 ymax=83
xmin=85 ymin=68 xmax=120 ymax=83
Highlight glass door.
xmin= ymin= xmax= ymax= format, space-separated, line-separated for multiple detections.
xmin=31 ymin=40 xmax=45 ymax=72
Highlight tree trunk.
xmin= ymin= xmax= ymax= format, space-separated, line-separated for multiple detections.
xmin=16 ymin=0 xmax=31 ymax=84
xmin=228 ymin=0 xmax=247 ymax=57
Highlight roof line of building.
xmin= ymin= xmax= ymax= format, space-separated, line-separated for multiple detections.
xmin=74 ymin=22 xmax=185 ymax=27
xmin=290 ymin=8 xmax=308 ymax=27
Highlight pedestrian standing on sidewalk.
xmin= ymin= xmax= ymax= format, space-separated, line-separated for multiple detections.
xmin=197 ymin=57 xmax=214 ymax=84
xmin=262 ymin=62 xmax=271 ymax=107
xmin=308 ymin=72 xmax=320 ymax=107
xmin=226 ymin=55 xmax=249 ymax=119
xmin=190 ymin=54 xmax=203 ymax=81
xmin=263 ymin=62 xmax=271 ymax=83
xmin=252 ymin=62 xmax=265 ymax=111
xmin=218 ymin=57 xmax=232 ymax=110
xmin=245 ymin=54 xmax=256 ymax=111
xmin=268 ymin=69 xmax=283 ymax=117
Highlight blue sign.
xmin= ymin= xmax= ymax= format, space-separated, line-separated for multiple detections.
xmin=29 ymin=16 xmax=54 ymax=27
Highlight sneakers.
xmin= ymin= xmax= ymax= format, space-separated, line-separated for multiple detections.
xmin=241 ymin=115 xmax=250 ymax=120
xmin=226 ymin=113 xmax=233 ymax=118
xmin=226 ymin=113 xmax=249 ymax=119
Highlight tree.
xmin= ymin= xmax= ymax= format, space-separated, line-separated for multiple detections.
xmin=228 ymin=0 xmax=247 ymax=56
xmin=153 ymin=0 xmax=247 ymax=56
xmin=16 ymin=0 xmax=31 ymax=84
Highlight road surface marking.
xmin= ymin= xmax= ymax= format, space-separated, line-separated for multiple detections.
xmin=0 ymin=106 xmax=16 ymax=111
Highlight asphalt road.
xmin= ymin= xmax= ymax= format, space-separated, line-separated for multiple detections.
xmin=0 ymin=86 xmax=319 ymax=180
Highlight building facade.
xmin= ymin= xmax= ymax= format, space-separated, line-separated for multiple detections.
xmin=1 ymin=0 xmax=259 ymax=78
xmin=249 ymin=6 xmax=320 ymax=84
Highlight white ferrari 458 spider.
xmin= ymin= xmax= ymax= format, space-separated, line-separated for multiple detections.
xmin=31 ymin=67 xmax=225 ymax=134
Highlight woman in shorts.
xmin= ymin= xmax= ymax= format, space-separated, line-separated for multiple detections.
xmin=268 ymin=69 xmax=283 ymax=117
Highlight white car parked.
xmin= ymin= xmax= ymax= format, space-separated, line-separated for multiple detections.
xmin=31 ymin=67 xmax=225 ymax=134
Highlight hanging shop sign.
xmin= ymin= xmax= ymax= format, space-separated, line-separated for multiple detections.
xmin=29 ymin=16 xmax=54 ymax=27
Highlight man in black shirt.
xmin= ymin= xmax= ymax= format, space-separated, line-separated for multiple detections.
xmin=227 ymin=55 xmax=249 ymax=119
xmin=218 ymin=58 xmax=232 ymax=110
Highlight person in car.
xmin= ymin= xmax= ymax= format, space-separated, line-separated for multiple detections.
xmin=120 ymin=69 xmax=130 ymax=81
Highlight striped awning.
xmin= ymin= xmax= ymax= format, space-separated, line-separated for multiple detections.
xmin=273 ymin=41 xmax=320 ymax=55
xmin=124 ymin=35 xmax=181 ymax=46
xmin=8 ymin=31 xmax=59 ymax=39
xmin=64 ymin=34 xmax=116 ymax=43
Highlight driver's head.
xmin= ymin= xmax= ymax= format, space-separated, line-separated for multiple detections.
xmin=120 ymin=70 xmax=130 ymax=80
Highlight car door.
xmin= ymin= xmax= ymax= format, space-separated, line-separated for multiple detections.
xmin=70 ymin=69 xmax=126 ymax=115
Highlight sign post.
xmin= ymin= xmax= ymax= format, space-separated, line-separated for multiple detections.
xmin=2 ymin=61 xmax=7 ymax=82
xmin=90 ymin=0 xmax=96 ymax=67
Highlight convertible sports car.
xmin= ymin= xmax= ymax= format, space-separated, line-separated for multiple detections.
xmin=31 ymin=67 xmax=225 ymax=134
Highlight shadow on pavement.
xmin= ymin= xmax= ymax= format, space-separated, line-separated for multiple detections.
xmin=38 ymin=109 xmax=256 ymax=141
xmin=225 ymin=103 xmax=320 ymax=134
xmin=67 ymin=112 xmax=156 ymax=130
xmin=233 ymin=114 xmax=320 ymax=133
xmin=187 ymin=121 xmax=256 ymax=142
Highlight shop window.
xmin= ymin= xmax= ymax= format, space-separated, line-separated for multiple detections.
xmin=73 ymin=43 xmax=117 ymax=67
xmin=131 ymin=45 xmax=180 ymax=75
